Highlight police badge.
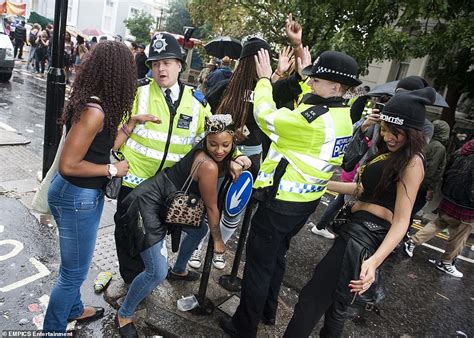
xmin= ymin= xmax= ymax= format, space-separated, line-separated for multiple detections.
xmin=152 ymin=33 xmax=168 ymax=54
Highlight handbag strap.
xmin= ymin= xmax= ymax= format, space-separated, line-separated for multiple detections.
xmin=181 ymin=159 xmax=207 ymax=193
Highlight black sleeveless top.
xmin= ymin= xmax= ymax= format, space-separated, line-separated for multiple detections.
xmin=358 ymin=158 xmax=398 ymax=213
xmin=63 ymin=104 xmax=114 ymax=189
xmin=165 ymin=140 xmax=206 ymax=196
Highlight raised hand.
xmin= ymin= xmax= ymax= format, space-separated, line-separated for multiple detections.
xmin=254 ymin=49 xmax=272 ymax=80
xmin=296 ymin=46 xmax=312 ymax=79
xmin=276 ymin=46 xmax=294 ymax=75
xmin=285 ymin=13 xmax=302 ymax=48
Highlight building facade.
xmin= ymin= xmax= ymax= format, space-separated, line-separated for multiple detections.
xmin=25 ymin=0 xmax=169 ymax=40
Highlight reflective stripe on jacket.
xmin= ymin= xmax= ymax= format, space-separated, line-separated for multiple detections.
xmin=121 ymin=79 xmax=211 ymax=188
xmin=253 ymin=78 xmax=353 ymax=202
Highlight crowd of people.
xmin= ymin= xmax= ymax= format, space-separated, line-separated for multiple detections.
xmin=38 ymin=12 xmax=472 ymax=338
xmin=3 ymin=17 xmax=148 ymax=83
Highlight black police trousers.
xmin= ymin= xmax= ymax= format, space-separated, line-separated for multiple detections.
xmin=114 ymin=186 xmax=145 ymax=284
xmin=284 ymin=237 xmax=348 ymax=337
xmin=232 ymin=202 xmax=315 ymax=337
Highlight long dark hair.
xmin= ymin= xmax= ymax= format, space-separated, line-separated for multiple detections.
xmin=216 ymin=57 xmax=258 ymax=130
xmin=369 ymin=122 xmax=426 ymax=201
xmin=61 ymin=41 xmax=137 ymax=138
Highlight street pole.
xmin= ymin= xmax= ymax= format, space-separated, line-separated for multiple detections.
xmin=42 ymin=0 xmax=68 ymax=178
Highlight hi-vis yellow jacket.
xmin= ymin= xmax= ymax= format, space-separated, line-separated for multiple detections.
xmin=120 ymin=79 xmax=211 ymax=188
xmin=253 ymin=78 xmax=353 ymax=202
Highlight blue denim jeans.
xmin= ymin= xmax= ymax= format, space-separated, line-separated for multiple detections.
xmin=118 ymin=239 xmax=168 ymax=318
xmin=43 ymin=173 xmax=105 ymax=333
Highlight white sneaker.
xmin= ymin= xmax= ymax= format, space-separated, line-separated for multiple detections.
xmin=404 ymin=239 xmax=415 ymax=257
xmin=212 ymin=253 xmax=226 ymax=270
xmin=188 ymin=249 xmax=202 ymax=269
xmin=310 ymin=224 xmax=335 ymax=239
xmin=436 ymin=260 xmax=463 ymax=278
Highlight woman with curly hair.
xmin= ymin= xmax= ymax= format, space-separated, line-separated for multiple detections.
xmin=284 ymin=87 xmax=435 ymax=337
xmin=43 ymin=41 xmax=137 ymax=333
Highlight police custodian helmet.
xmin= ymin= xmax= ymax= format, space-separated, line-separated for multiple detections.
xmin=146 ymin=32 xmax=186 ymax=68
xmin=302 ymin=51 xmax=362 ymax=87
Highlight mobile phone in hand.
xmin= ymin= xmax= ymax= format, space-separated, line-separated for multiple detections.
xmin=375 ymin=102 xmax=385 ymax=111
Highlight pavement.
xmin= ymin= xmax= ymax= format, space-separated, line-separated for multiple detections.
xmin=0 ymin=65 xmax=473 ymax=336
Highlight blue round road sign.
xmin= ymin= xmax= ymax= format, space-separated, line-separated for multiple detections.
xmin=225 ymin=171 xmax=253 ymax=217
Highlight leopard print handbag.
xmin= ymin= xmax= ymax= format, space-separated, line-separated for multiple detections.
xmin=164 ymin=160 xmax=206 ymax=228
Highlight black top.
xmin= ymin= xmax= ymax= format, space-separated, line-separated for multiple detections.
xmin=164 ymin=140 xmax=205 ymax=196
xmin=135 ymin=53 xmax=148 ymax=79
xmin=206 ymin=79 xmax=262 ymax=147
xmin=358 ymin=158 xmax=398 ymax=213
xmin=63 ymin=104 xmax=114 ymax=189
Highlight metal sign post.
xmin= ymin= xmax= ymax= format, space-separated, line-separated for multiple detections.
xmin=191 ymin=177 xmax=232 ymax=316
xmin=42 ymin=0 xmax=68 ymax=178
xmin=218 ymin=198 xmax=255 ymax=292
xmin=218 ymin=171 xmax=254 ymax=292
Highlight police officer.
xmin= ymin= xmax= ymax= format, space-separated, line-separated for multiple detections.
xmin=219 ymin=49 xmax=361 ymax=337
xmin=113 ymin=33 xmax=212 ymax=284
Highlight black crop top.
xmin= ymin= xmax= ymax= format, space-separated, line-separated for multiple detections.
xmin=358 ymin=157 xmax=398 ymax=213
xmin=63 ymin=104 xmax=114 ymax=189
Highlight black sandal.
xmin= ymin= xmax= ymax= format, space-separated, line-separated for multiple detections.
xmin=67 ymin=306 xmax=104 ymax=323
xmin=114 ymin=313 xmax=138 ymax=338
xmin=167 ymin=268 xmax=200 ymax=281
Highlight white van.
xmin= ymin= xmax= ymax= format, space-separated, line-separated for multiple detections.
xmin=0 ymin=19 xmax=15 ymax=82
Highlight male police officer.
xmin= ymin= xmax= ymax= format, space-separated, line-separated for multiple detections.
xmin=220 ymin=49 xmax=361 ymax=337
xmin=113 ymin=33 xmax=212 ymax=283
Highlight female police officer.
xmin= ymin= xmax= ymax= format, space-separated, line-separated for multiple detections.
xmin=220 ymin=48 xmax=361 ymax=337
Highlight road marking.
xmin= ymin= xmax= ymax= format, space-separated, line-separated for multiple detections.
xmin=421 ymin=242 xmax=473 ymax=264
xmin=0 ymin=225 xmax=4 ymax=233
xmin=0 ymin=122 xmax=16 ymax=132
xmin=0 ymin=257 xmax=50 ymax=292
xmin=0 ymin=239 xmax=24 ymax=261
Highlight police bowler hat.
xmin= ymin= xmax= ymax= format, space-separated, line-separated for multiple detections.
xmin=146 ymin=32 xmax=186 ymax=67
xmin=303 ymin=51 xmax=361 ymax=87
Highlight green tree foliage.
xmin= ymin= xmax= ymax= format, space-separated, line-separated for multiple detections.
xmin=189 ymin=0 xmax=473 ymax=124
xmin=164 ymin=0 xmax=209 ymax=39
xmin=124 ymin=10 xmax=155 ymax=44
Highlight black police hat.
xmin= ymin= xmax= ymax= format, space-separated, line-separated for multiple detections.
xmin=303 ymin=51 xmax=361 ymax=87
xmin=146 ymin=32 xmax=185 ymax=67
xmin=240 ymin=36 xmax=270 ymax=60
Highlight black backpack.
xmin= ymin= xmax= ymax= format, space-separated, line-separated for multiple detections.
xmin=441 ymin=150 xmax=473 ymax=205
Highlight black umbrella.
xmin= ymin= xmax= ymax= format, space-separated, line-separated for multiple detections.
xmin=204 ymin=36 xmax=242 ymax=60
xmin=368 ymin=80 xmax=449 ymax=108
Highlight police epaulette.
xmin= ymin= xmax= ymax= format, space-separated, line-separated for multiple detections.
xmin=192 ymin=89 xmax=207 ymax=107
xmin=137 ymin=77 xmax=151 ymax=87
xmin=300 ymin=104 xmax=329 ymax=123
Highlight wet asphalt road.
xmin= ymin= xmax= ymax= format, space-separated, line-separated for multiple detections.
xmin=0 ymin=62 xmax=473 ymax=336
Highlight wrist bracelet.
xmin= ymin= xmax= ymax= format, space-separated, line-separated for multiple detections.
xmin=274 ymin=71 xmax=283 ymax=77
xmin=259 ymin=76 xmax=271 ymax=81
xmin=121 ymin=124 xmax=130 ymax=137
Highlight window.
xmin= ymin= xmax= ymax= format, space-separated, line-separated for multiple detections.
xmin=395 ymin=60 xmax=410 ymax=80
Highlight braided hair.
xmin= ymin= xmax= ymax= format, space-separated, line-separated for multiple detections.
xmin=215 ymin=57 xmax=258 ymax=131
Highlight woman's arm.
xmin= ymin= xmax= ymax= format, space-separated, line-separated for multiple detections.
xmin=327 ymin=181 xmax=359 ymax=196
xmin=197 ymin=159 xmax=225 ymax=254
xmin=352 ymin=155 xmax=424 ymax=294
xmin=59 ymin=107 xmax=128 ymax=177
xmin=113 ymin=114 xmax=161 ymax=150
